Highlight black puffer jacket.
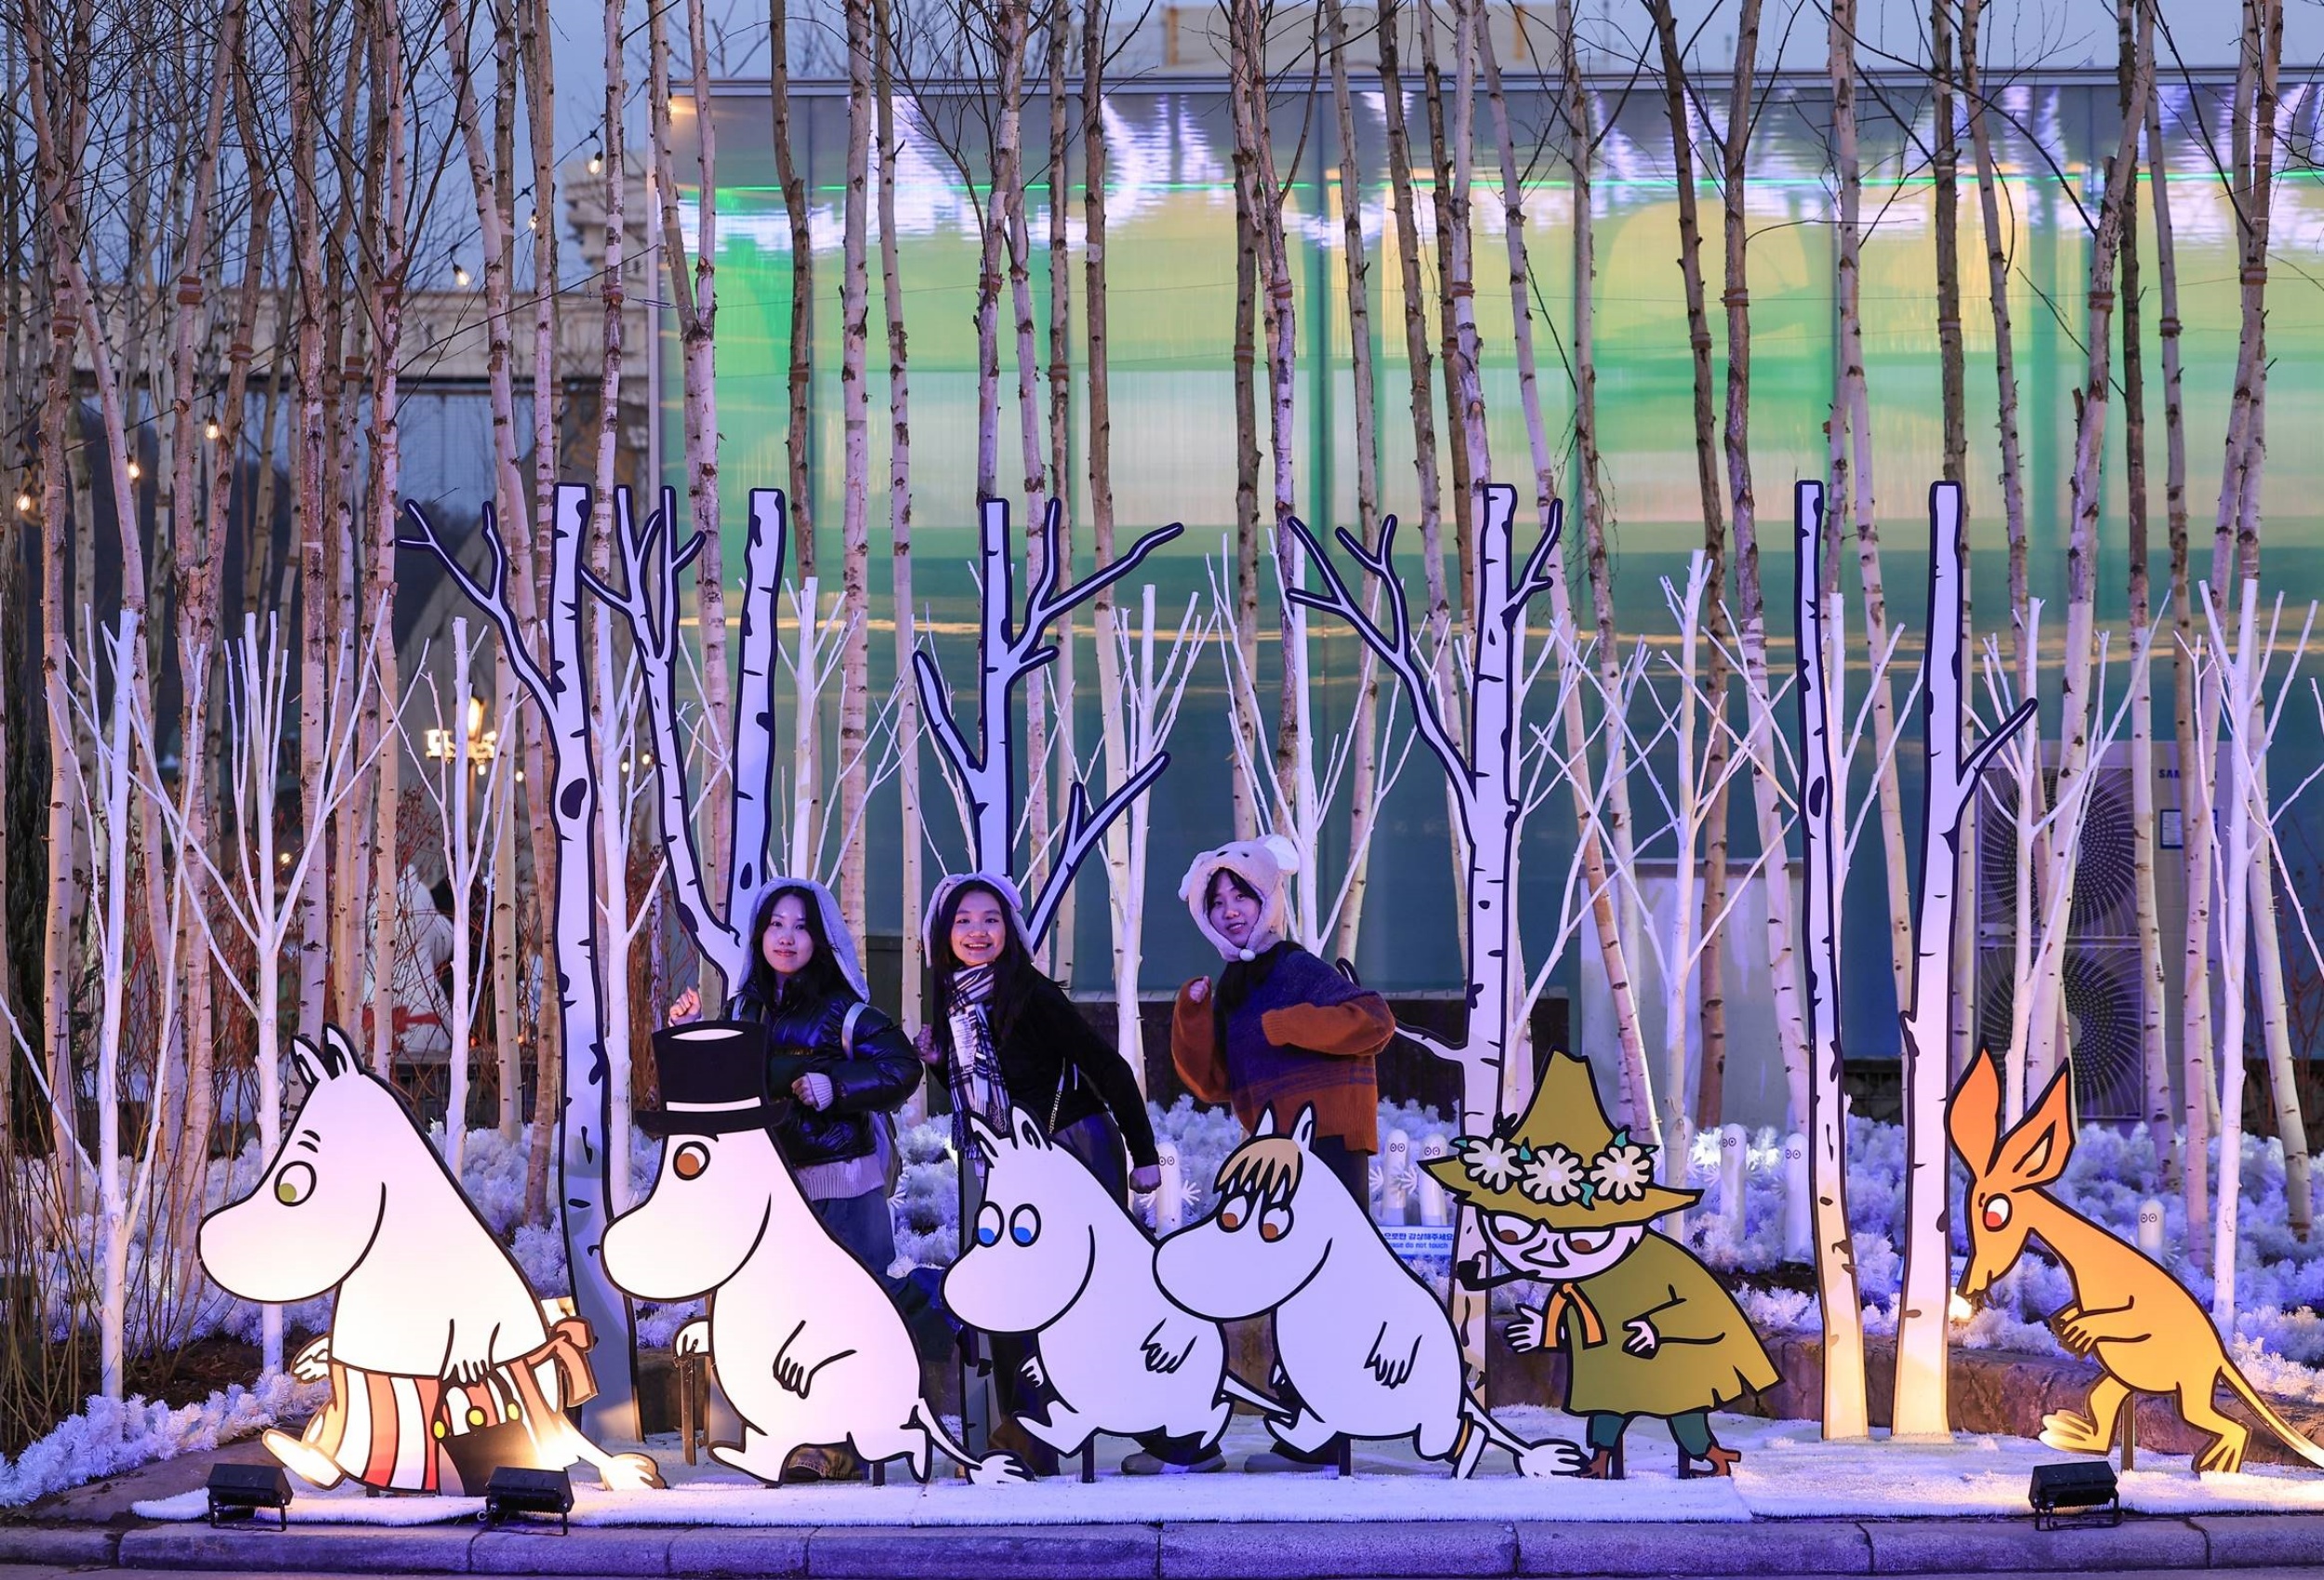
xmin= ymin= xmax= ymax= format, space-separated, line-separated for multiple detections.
xmin=724 ymin=979 xmax=920 ymax=1169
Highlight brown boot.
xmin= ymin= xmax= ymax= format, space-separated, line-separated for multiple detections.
xmin=781 ymin=1443 xmax=862 ymax=1484
xmin=1576 ymin=1446 xmax=1620 ymax=1481
xmin=1679 ymin=1444 xmax=1741 ymax=1480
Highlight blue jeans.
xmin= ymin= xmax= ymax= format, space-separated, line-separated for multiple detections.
xmin=810 ymin=1187 xmax=899 ymax=1281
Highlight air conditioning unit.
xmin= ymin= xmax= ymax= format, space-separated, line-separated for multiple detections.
xmin=1974 ymin=743 xmax=2178 ymax=1122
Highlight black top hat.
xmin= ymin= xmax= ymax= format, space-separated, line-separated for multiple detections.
xmin=638 ymin=1020 xmax=776 ymax=1138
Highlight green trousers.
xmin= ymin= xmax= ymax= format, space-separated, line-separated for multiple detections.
xmin=1586 ymin=1408 xmax=1715 ymax=1458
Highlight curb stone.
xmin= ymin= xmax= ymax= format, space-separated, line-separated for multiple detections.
xmin=1161 ymin=1520 xmax=1515 ymax=1578
xmin=1517 ymin=1518 xmax=1875 ymax=1576
xmin=805 ymin=1523 xmax=1159 ymax=1579
xmin=1 ymin=1513 xmax=2303 ymax=1577
xmin=1858 ymin=1516 xmax=2209 ymax=1573
xmin=0 ymin=1527 xmax=121 ymax=1567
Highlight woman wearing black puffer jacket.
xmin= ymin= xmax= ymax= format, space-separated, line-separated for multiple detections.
xmin=668 ymin=878 xmax=920 ymax=1281
xmin=667 ymin=878 xmax=919 ymax=1485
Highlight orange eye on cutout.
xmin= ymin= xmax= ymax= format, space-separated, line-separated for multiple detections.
xmin=1218 ymin=1194 xmax=1250 ymax=1231
xmin=1982 ymin=1195 xmax=2012 ymax=1231
xmin=674 ymin=1142 xmax=709 ymax=1180
xmin=1258 ymin=1204 xmax=1292 ymax=1242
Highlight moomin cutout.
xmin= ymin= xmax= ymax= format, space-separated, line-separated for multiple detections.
xmin=1153 ymin=1106 xmax=1578 ymax=1476
xmin=944 ymin=1110 xmax=1273 ymax=1467
xmin=197 ymin=1025 xmax=661 ymax=1495
xmin=602 ymin=1022 xmax=1025 ymax=1485
xmin=1948 ymin=1050 xmax=2324 ymax=1474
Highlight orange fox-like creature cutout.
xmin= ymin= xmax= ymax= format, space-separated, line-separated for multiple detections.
xmin=1947 ymin=1049 xmax=2324 ymax=1474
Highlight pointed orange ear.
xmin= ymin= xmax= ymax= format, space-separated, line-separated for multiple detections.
xmin=1947 ymin=1049 xmax=2003 ymax=1176
xmin=2001 ymin=1064 xmax=2077 ymax=1188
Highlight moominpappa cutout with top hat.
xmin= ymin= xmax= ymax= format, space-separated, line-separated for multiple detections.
xmin=1430 ymin=1051 xmax=1778 ymax=1480
xmin=1154 ymin=1104 xmax=1582 ymax=1476
xmin=601 ymin=1020 xmax=1027 ymax=1485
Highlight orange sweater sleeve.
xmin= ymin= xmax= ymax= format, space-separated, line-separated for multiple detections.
xmin=1260 ymin=994 xmax=1395 ymax=1058
xmin=1171 ymin=980 xmax=1231 ymax=1103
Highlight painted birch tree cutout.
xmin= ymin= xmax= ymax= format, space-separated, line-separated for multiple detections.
xmin=1790 ymin=480 xmax=1868 ymax=1441
xmin=1890 ymin=481 xmax=2036 ymax=1440
xmin=585 ymin=484 xmax=791 ymax=997
xmin=914 ymin=496 xmax=1183 ymax=946
xmin=1285 ymin=481 xmax=1564 ymax=1375
xmin=400 ymin=484 xmax=638 ymax=1438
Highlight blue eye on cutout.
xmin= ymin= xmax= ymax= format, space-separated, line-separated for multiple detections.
xmin=976 ymin=1203 xmax=1002 ymax=1247
xmin=1010 ymin=1205 xmax=1041 ymax=1246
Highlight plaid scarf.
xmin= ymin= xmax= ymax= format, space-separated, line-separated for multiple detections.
xmin=944 ymin=964 xmax=1013 ymax=1140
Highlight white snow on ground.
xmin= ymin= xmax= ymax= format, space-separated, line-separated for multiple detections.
xmin=127 ymin=1412 xmax=2324 ymax=1526
xmin=0 ymin=1373 xmax=325 ymax=1508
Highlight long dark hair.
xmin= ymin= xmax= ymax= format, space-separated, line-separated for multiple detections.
xmin=928 ymin=878 xmax=1035 ymax=1054
xmin=744 ymin=883 xmax=849 ymax=1006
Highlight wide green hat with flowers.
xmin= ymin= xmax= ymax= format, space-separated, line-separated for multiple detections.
xmin=1422 ymin=1049 xmax=1698 ymax=1229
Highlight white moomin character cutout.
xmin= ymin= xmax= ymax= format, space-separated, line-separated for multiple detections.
xmin=1153 ymin=1106 xmax=1581 ymax=1477
xmin=602 ymin=1022 xmax=1025 ymax=1485
xmin=197 ymin=1024 xmax=661 ymax=1495
xmin=944 ymin=1109 xmax=1273 ymax=1471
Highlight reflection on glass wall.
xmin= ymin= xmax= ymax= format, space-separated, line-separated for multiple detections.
xmin=671 ymin=74 xmax=2324 ymax=1037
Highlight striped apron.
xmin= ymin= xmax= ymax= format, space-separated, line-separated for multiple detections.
xmin=297 ymin=1317 xmax=601 ymax=1494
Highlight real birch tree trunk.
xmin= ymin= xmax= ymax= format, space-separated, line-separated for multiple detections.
xmin=2216 ymin=0 xmax=2305 ymax=1235
xmin=837 ymin=0 xmax=874 ymax=940
xmin=1932 ymin=0 xmax=1979 ymax=1086
xmin=1827 ymin=0 xmax=1914 ymax=1020
xmin=2026 ymin=9 xmax=2150 ymax=1102
xmin=874 ymin=0 xmax=921 ymax=1040
xmin=1326 ymin=0 xmax=1383 ymax=967
xmin=1644 ymin=0 xmax=1730 ymax=1141
xmin=2117 ymin=0 xmax=2172 ymax=1153
xmin=1715 ymin=0 xmax=1807 ymax=1132
xmin=1380 ymin=0 xmax=1467 ymax=921
xmin=2147 ymin=63 xmax=2206 ymax=1226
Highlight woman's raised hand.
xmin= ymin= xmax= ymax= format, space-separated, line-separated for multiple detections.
xmin=1184 ymin=978 xmax=1209 ymax=1006
xmin=669 ymin=986 xmax=701 ymax=1024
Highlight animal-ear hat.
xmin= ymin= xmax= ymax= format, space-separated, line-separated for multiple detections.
xmin=1423 ymin=1050 xmax=1698 ymax=1230
xmin=1179 ymin=835 xmax=1301 ymax=962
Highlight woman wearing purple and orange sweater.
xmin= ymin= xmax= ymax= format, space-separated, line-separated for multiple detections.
xmin=1169 ymin=836 xmax=1396 ymax=1203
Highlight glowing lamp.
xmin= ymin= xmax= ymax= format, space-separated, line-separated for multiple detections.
xmin=205 ymin=1461 xmax=291 ymax=1529
xmin=2027 ymin=1460 xmax=2119 ymax=1530
xmin=481 ymin=1465 xmax=573 ymax=1534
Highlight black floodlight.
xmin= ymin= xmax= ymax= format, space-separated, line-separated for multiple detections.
xmin=205 ymin=1461 xmax=291 ymax=1530
xmin=2027 ymin=1460 xmax=2120 ymax=1530
xmin=481 ymin=1465 xmax=574 ymax=1534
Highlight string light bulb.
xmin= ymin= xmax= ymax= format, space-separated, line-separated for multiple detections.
xmin=453 ymin=262 xmax=472 ymax=287
xmin=13 ymin=493 xmax=30 ymax=513
xmin=526 ymin=211 xmax=537 ymax=231
xmin=588 ymin=138 xmax=603 ymax=176
xmin=205 ymin=419 xmax=221 ymax=441
xmin=126 ymin=460 xmax=140 ymax=481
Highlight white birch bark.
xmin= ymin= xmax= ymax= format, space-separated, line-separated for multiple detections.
xmin=1891 ymin=483 xmax=2035 ymax=1439
xmin=1287 ymin=482 xmax=1561 ymax=1376
xmin=403 ymin=484 xmax=639 ymax=1439
xmin=1792 ymin=481 xmax=1868 ymax=1442
xmin=913 ymin=499 xmax=1180 ymax=944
